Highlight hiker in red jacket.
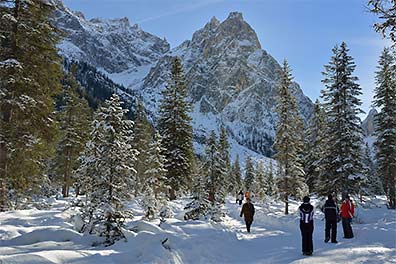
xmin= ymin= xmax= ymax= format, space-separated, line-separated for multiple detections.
xmin=340 ymin=195 xmax=354 ymax=238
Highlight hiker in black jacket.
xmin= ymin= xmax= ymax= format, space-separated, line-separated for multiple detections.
xmin=299 ymin=196 xmax=314 ymax=256
xmin=240 ymin=198 xmax=255 ymax=233
xmin=322 ymin=194 xmax=339 ymax=243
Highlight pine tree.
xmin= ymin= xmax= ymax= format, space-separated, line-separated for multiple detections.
xmin=142 ymin=132 xmax=169 ymax=219
xmin=320 ymin=42 xmax=365 ymax=198
xmin=373 ymin=47 xmax=396 ymax=209
xmin=266 ymin=161 xmax=275 ymax=196
xmin=78 ymin=94 xmax=136 ymax=245
xmin=255 ymin=160 xmax=268 ymax=201
xmin=205 ymin=131 xmax=226 ymax=203
xmin=204 ymin=131 xmax=226 ymax=221
xmin=304 ymin=100 xmax=327 ymax=193
xmin=368 ymin=0 xmax=396 ymax=42
xmin=232 ymin=154 xmax=243 ymax=193
xmin=218 ymin=126 xmax=232 ymax=194
xmin=132 ymin=100 xmax=153 ymax=194
xmin=184 ymin=159 xmax=210 ymax=220
xmin=0 ymin=0 xmax=62 ymax=210
xmin=274 ymin=60 xmax=307 ymax=215
xmin=244 ymin=156 xmax=255 ymax=192
xmin=362 ymin=142 xmax=383 ymax=195
xmin=158 ymin=57 xmax=194 ymax=200
xmin=52 ymin=67 xmax=91 ymax=197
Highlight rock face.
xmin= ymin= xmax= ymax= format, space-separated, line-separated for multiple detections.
xmin=140 ymin=12 xmax=313 ymax=156
xmin=362 ymin=108 xmax=378 ymax=137
xmin=53 ymin=4 xmax=314 ymax=157
xmin=52 ymin=0 xmax=170 ymax=86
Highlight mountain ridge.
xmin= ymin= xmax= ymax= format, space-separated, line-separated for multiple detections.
xmin=53 ymin=3 xmax=313 ymax=158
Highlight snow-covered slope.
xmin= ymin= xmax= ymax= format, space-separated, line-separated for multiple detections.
xmin=139 ymin=12 xmax=313 ymax=156
xmin=0 ymin=196 xmax=394 ymax=263
xmin=52 ymin=0 xmax=170 ymax=88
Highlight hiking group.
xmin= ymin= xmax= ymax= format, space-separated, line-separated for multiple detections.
xmin=237 ymin=191 xmax=356 ymax=256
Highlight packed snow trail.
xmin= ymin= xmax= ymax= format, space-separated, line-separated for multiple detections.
xmin=223 ymin=197 xmax=396 ymax=263
xmin=0 ymin=196 xmax=395 ymax=263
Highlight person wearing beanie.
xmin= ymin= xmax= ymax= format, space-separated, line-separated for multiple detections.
xmin=299 ymin=196 xmax=314 ymax=256
xmin=322 ymin=194 xmax=339 ymax=243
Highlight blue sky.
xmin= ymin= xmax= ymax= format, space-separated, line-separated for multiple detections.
xmin=64 ymin=0 xmax=389 ymax=118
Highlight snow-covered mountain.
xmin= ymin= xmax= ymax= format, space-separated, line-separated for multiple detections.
xmin=52 ymin=0 xmax=170 ymax=87
xmin=53 ymin=4 xmax=313 ymax=159
xmin=139 ymin=12 xmax=313 ymax=156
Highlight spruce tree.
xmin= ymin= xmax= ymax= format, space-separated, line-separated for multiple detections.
xmin=373 ymin=48 xmax=396 ymax=208
xmin=368 ymin=0 xmax=396 ymax=42
xmin=184 ymin=159 xmax=210 ymax=220
xmin=274 ymin=60 xmax=307 ymax=215
xmin=320 ymin=42 xmax=365 ymax=198
xmin=132 ymin=100 xmax=153 ymax=194
xmin=255 ymin=160 xmax=268 ymax=201
xmin=218 ymin=126 xmax=232 ymax=194
xmin=52 ymin=67 xmax=91 ymax=197
xmin=0 ymin=0 xmax=62 ymax=210
xmin=158 ymin=57 xmax=194 ymax=200
xmin=244 ymin=156 xmax=255 ymax=192
xmin=79 ymin=94 xmax=136 ymax=245
xmin=142 ymin=132 xmax=169 ymax=219
xmin=205 ymin=131 xmax=226 ymax=204
xmin=266 ymin=161 xmax=275 ymax=196
xmin=304 ymin=100 xmax=327 ymax=193
xmin=232 ymin=155 xmax=243 ymax=193
xmin=204 ymin=131 xmax=226 ymax=221
xmin=362 ymin=142 xmax=383 ymax=195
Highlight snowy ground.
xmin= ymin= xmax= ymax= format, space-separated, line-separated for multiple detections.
xmin=0 ymin=196 xmax=395 ymax=264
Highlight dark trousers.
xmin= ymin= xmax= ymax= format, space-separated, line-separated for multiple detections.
xmin=325 ymin=219 xmax=337 ymax=242
xmin=239 ymin=200 xmax=242 ymax=205
xmin=245 ymin=220 xmax=252 ymax=233
xmin=300 ymin=222 xmax=314 ymax=254
xmin=342 ymin=218 xmax=354 ymax=238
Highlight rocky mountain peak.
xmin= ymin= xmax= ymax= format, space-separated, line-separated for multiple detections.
xmin=73 ymin=11 xmax=85 ymax=20
xmin=209 ymin=16 xmax=220 ymax=28
xmin=189 ymin=11 xmax=261 ymax=60
xmin=218 ymin=11 xmax=261 ymax=49
xmin=52 ymin=4 xmax=170 ymax=75
xmin=140 ymin=12 xmax=313 ymax=156
xmin=227 ymin=11 xmax=243 ymax=20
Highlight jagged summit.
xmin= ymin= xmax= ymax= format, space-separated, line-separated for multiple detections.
xmin=52 ymin=3 xmax=170 ymax=75
xmin=209 ymin=16 xmax=220 ymax=27
xmin=227 ymin=11 xmax=243 ymax=20
xmin=188 ymin=11 xmax=261 ymax=60
xmin=140 ymin=11 xmax=313 ymax=156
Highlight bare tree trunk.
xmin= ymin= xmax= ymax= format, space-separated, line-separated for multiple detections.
xmin=169 ymin=188 xmax=176 ymax=201
xmin=62 ymin=148 xmax=71 ymax=198
xmin=284 ymin=194 xmax=289 ymax=215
